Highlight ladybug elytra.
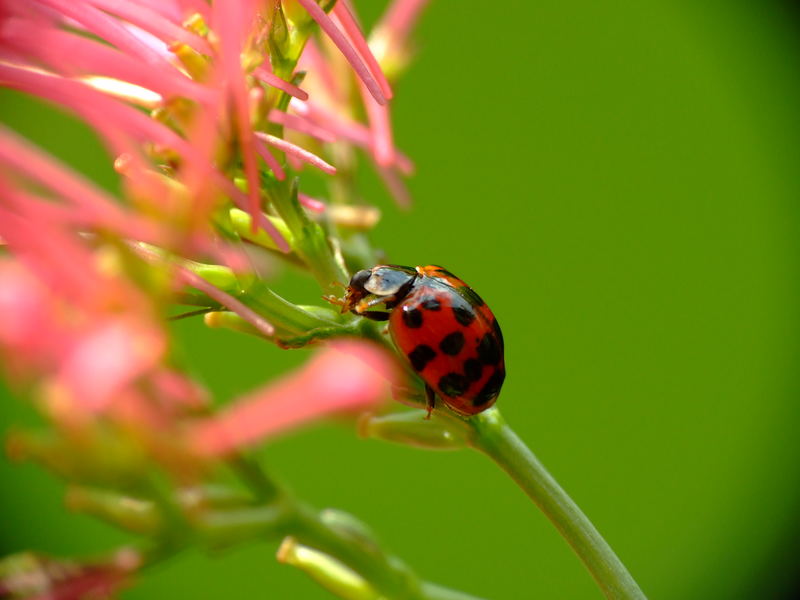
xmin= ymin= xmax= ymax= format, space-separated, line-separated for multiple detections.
xmin=342 ymin=264 xmax=505 ymax=416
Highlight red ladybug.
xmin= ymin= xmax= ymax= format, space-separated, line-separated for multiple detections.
xmin=342 ymin=264 xmax=505 ymax=416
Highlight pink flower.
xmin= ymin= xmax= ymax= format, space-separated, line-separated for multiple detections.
xmin=188 ymin=340 xmax=401 ymax=456
xmin=0 ymin=0 xmax=427 ymax=445
xmin=0 ymin=548 xmax=140 ymax=600
xmin=370 ymin=0 xmax=431 ymax=71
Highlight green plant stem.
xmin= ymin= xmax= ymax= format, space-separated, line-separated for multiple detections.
xmin=421 ymin=583 xmax=486 ymax=600
xmin=218 ymin=454 xmax=485 ymax=600
xmin=286 ymin=503 xmax=485 ymax=600
xmin=468 ymin=409 xmax=646 ymax=600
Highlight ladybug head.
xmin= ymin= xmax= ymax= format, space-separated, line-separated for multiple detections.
xmin=342 ymin=265 xmax=417 ymax=313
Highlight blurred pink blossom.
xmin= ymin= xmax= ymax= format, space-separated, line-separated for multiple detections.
xmin=189 ymin=340 xmax=400 ymax=456
xmin=0 ymin=0 xmax=422 ymax=439
xmin=0 ymin=548 xmax=140 ymax=600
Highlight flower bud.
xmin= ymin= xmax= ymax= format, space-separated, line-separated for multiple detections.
xmin=319 ymin=509 xmax=381 ymax=556
xmin=229 ymin=208 xmax=294 ymax=252
xmin=65 ymin=487 xmax=161 ymax=535
xmin=277 ymin=537 xmax=380 ymax=600
xmin=358 ymin=412 xmax=468 ymax=451
xmin=204 ymin=311 xmax=267 ymax=338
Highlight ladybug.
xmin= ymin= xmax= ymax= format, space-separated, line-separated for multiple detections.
xmin=342 ymin=264 xmax=505 ymax=417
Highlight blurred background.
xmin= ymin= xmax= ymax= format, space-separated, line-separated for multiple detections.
xmin=2 ymin=0 xmax=800 ymax=597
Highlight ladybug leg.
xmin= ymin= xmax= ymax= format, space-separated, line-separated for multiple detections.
xmin=322 ymin=294 xmax=345 ymax=307
xmin=358 ymin=311 xmax=390 ymax=322
xmin=424 ymin=384 xmax=437 ymax=420
xmin=352 ymin=294 xmax=397 ymax=321
xmin=355 ymin=294 xmax=394 ymax=312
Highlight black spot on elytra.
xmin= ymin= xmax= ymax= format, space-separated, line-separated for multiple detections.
xmin=458 ymin=285 xmax=485 ymax=307
xmin=419 ymin=296 xmax=441 ymax=311
xmin=408 ymin=344 xmax=436 ymax=371
xmin=401 ymin=306 xmax=423 ymax=328
xmin=473 ymin=368 xmax=505 ymax=406
xmin=463 ymin=358 xmax=483 ymax=382
xmin=477 ymin=333 xmax=501 ymax=365
xmin=438 ymin=372 xmax=468 ymax=397
xmin=452 ymin=305 xmax=475 ymax=327
xmin=439 ymin=331 xmax=465 ymax=355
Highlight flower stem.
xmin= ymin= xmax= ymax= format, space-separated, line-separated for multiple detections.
xmin=468 ymin=409 xmax=646 ymax=600
xmin=289 ymin=502 xmax=486 ymax=600
xmin=420 ymin=583 xmax=486 ymax=600
xmin=219 ymin=454 xmax=485 ymax=600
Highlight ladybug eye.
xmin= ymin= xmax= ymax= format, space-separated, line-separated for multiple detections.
xmin=364 ymin=268 xmax=413 ymax=296
xmin=349 ymin=269 xmax=372 ymax=290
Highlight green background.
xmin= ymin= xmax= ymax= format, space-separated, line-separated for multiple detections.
xmin=2 ymin=0 xmax=800 ymax=597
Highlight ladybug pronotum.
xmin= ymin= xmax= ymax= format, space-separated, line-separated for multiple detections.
xmin=342 ymin=264 xmax=505 ymax=416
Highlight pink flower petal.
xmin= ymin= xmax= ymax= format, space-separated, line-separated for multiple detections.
xmin=213 ymin=1 xmax=261 ymax=231
xmin=376 ymin=0 xmax=431 ymax=47
xmin=255 ymin=132 xmax=336 ymax=175
xmin=84 ymin=0 xmax=212 ymax=55
xmin=268 ymin=109 xmax=336 ymax=143
xmin=376 ymin=164 xmax=412 ymax=209
xmin=253 ymin=67 xmax=309 ymax=101
xmin=298 ymin=38 xmax=344 ymax=104
xmin=120 ymin=0 xmax=184 ymax=24
xmin=189 ymin=340 xmax=398 ymax=455
xmin=176 ymin=266 xmax=275 ymax=337
xmin=0 ymin=193 xmax=103 ymax=305
xmin=297 ymin=193 xmax=326 ymax=213
xmin=0 ymin=127 xmax=164 ymax=243
xmin=331 ymin=1 xmax=393 ymax=100
xmin=0 ymin=66 xmax=290 ymax=251
xmin=294 ymin=0 xmax=387 ymax=105
xmin=152 ymin=368 xmax=209 ymax=410
xmin=358 ymin=79 xmax=395 ymax=167
xmin=0 ymin=18 xmax=209 ymax=101
xmin=0 ymin=260 xmax=62 ymax=372
xmin=254 ymin=137 xmax=286 ymax=181
xmin=57 ymin=318 xmax=165 ymax=412
xmin=33 ymin=0 xmax=172 ymax=69
xmin=290 ymin=99 xmax=414 ymax=174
